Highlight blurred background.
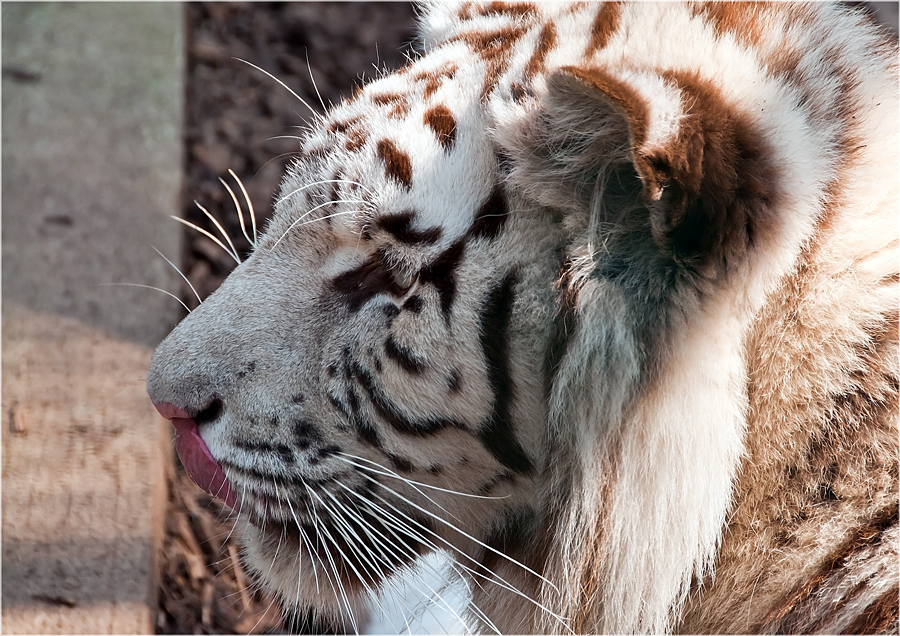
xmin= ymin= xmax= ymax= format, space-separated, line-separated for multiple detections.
xmin=2 ymin=3 xmax=896 ymax=634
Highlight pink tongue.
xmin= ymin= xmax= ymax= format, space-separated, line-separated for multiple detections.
xmin=171 ymin=418 xmax=238 ymax=509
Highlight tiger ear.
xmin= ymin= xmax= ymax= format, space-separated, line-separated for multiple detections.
xmin=502 ymin=64 xmax=773 ymax=270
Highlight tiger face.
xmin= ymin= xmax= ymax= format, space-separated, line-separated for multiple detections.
xmin=148 ymin=47 xmax=562 ymax=630
xmin=148 ymin=2 xmax=898 ymax=634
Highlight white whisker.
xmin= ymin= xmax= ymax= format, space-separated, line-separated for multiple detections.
xmin=192 ymin=200 xmax=241 ymax=262
xmin=354 ymin=469 xmax=558 ymax=592
xmin=150 ymin=244 xmax=202 ymax=306
xmin=235 ymin=57 xmax=324 ymax=124
xmin=338 ymin=452 xmax=509 ymax=501
xmin=326 ymin=486 xmax=480 ymax=634
xmin=300 ymin=486 xmax=358 ymax=633
xmin=219 ymin=175 xmax=252 ymax=249
xmin=227 ymin=169 xmax=258 ymax=246
xmin=306 ymin=49 xmax=327 ymax=113
xmin=347 ymin=477 xmax=571 ymax=631
xmin=171 ymin=215 xmax=241 ymax=265
xmin=98 ymin=283 xmax=190 ymax=312
xmin=272 ymin=199 xmax=368 ymax=249
xmin=276 ymin=179 xmax=374 ymax=206
xmin=283 ymin=493 xmax=322 ymax=595
xmin=341 ymin=485 xmax=502 ymax=634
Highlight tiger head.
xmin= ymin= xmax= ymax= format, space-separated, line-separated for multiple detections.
xmin=147 ymin=2 xmax=898 ymax=633
xmin=149 ymin=20 xmax=561 ymax=631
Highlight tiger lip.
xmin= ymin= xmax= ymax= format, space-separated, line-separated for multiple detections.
xmin=152 ymin=401 xmax=238 ymax=509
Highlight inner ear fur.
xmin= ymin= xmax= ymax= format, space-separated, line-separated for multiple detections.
xmin=506 ymin=65 xmax=777 ymax=278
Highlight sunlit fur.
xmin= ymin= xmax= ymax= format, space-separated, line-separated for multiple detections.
xmin=148 ymin=2 xmax=898 ymax=633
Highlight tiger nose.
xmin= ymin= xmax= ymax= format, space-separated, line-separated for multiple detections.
xmin=152 ymin=401 xmax=191 ymax=420
xmin=151 ymin=398 xmax=237 ymax=508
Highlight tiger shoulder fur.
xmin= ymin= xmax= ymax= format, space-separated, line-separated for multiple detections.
xmin=148 ymin=2 xmax=899 ymax=633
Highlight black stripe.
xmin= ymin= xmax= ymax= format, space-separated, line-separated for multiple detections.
xmin=419 ymin=239 xmax=465 ymax=321
xmin=402 ymin=294 xmax=424 ymax=313
xmin=376 ymin=211 xmax=442 ymax=245
xmin=544 ymin=262 xmax=578 ymax=398
xmin=233 ymin=438 xmax=295 ymax=463
xmin=480 ymin=506 xmax=536 ymax=576
xmin=351 ymin=360 xmax=465 ymax=437
xmin=387 ymin=453 xmax=414 ymax=473
xmin=344 ymin=379 xmax=382 ymax=449
xmin=331 ymin=254 xmax=409 ymax=312
xmin=469 ymin=185 xmax=509 ymax=241
xmin=385 ymin=336 xmax=426 ymax=374
xmin=478 ymin=272 xmax=534 ymax=475
xmin=291 ymin=418 xmax=323 ymax=451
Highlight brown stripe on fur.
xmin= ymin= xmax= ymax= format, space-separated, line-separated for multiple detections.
xmin=375 ymin=139 xmax=413 ymax=189
xmin=524 ymin=21 xmax=557 ymax=79
xmin=787 ymin=71 xmax=865 ymax=255
xmin=756 ymin=504 xmax=899 ymax=633
xmin=328 ymin=115 xmax=363 ymax=134
xmin=585 ymin=2 xmax=621 ymax=59
xmin=371 ymin=92 xmax=406 ymax=106
xmin=345 ymin=128 xmax=367 ymax=152
xmin=465 ymin=1 xmax=537 ymax=21
xmin=447 ymin=26 xmax=529 ymax=102
xmin=842 ymin=586 xmax=900 ymax=635
xmin=416 ymin=63 xmax=459 ymax=100
xmin=423 ymin=105 xmax=457 ymax=150
xmin=693 ymin=1 xmax=770 ymax=48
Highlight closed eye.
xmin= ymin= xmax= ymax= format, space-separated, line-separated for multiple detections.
xmin=332 ymin=254 xmax=418 ymax=311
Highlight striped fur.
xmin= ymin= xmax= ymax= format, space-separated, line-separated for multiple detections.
xmin=148 ymin=2 xmax=898 ymax=633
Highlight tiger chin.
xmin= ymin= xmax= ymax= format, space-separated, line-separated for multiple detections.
xmin=147 ymin=2 xmax=898 ymax=634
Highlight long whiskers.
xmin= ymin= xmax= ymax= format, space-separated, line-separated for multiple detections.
xmin=150 ymin=245 xmax=202 ymax=307
xmin=172 ymin=210 xmax=241 ymax=265
xmin=366 ymin=489 xmax=570 ymax=633
xmin=99 ymin=283 xmax=190 ymax=312
xmin=219 ymin=169 xmax=258 ymax=248
xmin=235 ymin=58 xmax=325 ymax=126
xmin=321 ymin=488 xmax=481 ymax=634
xmin=338 ymin=452 xmax=510 ymax=501
xmin=333 ymin=456 xmax=550 ymax=588
xmin=276 ymin=178 xmax=375 ymax=206
xmin=271 ymin=199 xmax=370 ymax=249
xmin=336 ymin=481 xmax=504 ymax=634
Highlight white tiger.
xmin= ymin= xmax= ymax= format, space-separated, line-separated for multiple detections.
xmin=148 ymin=2 xmax=899 ymax=633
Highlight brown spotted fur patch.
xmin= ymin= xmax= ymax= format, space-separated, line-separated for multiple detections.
xmin=694 ymin=2 xmax=770 ymax=48
xmin=448 ymin=26 xmax=529 ymax=101
xmin=345 ymin=128 xmax=367 ymax=152
xmin=423 ymin=105 xmax=458 ymax=150
xmin=328 ymin=116 xmax=363 ymax=134
xmin=415 ymin=63 xmax=459 ymax=100
xmin=375 ymin=139 xmax=413 ymax=189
